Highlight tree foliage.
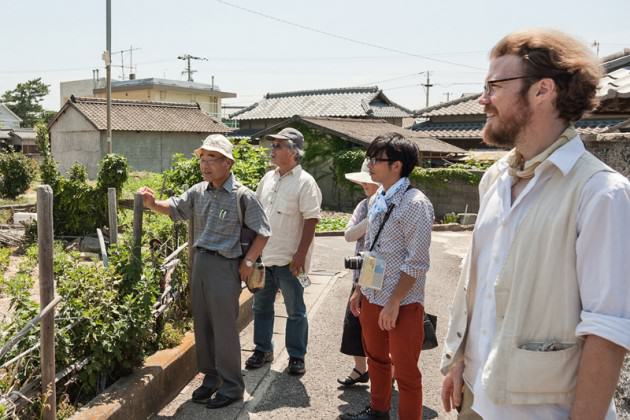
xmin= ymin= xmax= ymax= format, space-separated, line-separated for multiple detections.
xmin=1 ymin=78 xmax=51 ymax=127
xmin=0 ymin=147 xmax=37 ymax=199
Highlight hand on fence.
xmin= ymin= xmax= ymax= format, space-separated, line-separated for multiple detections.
xmin=137 ymin=187 xmax=156 ymax=209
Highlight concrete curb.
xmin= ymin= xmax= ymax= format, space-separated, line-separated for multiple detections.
xmin=70 ymin=290 xmax=254 ymax=420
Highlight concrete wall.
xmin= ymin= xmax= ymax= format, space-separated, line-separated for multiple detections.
xmin=50 ymin=107 xmax=102 ymax=178
xmin=583 ymin=133 xmax=630 ymax=178
xmin=412 ymin=174 xmax=481 ymax=220
xmin=107 ymin=131 xmax=206 ymax=173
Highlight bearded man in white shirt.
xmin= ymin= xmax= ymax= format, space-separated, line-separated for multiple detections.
xmin=440 ymin=29 xmax=630 ymax=420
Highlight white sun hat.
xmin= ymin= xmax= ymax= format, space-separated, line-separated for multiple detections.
xmin=344 ymin=159 xmax=378 ymax=185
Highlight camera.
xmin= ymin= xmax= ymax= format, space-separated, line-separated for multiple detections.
xmin=344 ymin=254 xmax=364 ymax=270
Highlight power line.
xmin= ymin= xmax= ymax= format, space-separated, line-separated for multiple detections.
xmin=216 ymin=0 xmax=486 ymax=71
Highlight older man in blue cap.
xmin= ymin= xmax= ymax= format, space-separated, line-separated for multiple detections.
xmin=245 ymin=127 xmax=322 ymax=375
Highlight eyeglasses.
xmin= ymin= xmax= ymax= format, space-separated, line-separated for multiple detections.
xmin=199 ymin=156 xmax=225 ymax=163
xmin=367 ymin=157 xmax=393 ymax=165
xmin=483 ymin=75 xmax=533 ymax=97
xmin=270 ymin=143 xmax=289 ymax=150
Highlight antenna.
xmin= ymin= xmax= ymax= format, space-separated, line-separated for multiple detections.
xmin=112 ymin=45 xmax=141 ymax=79
xmin=178 ymin=54 xmax=208 ymax=82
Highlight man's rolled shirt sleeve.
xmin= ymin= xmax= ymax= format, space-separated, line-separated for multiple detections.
xmin=575 ymin=173 xmax=630 ymax=350
xmin=400 ymin=195 xmax=434 ymax=280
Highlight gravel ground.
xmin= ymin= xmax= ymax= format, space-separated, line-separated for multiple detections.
xmin=616 ymin=354 xmax=630 ymax=419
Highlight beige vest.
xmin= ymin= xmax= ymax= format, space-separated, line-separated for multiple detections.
xmin=440 ymin=150 xmax=612 ymax=405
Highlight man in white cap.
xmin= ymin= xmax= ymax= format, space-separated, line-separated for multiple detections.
xmin=245 ymin=127 xmax=322 ymax=375
xmin=138 ymin=134 xmax=271 ymax=409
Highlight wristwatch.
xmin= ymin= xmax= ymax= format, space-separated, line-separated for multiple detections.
xmin=244 ymin=258 xmax=254 ymax=268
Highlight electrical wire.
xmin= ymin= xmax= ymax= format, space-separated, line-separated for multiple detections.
xmin=215 ymin=0 xmax=486 ymax=71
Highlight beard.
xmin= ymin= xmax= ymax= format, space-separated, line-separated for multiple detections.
xmin=482 ymin=97 xmax=531 ymax=148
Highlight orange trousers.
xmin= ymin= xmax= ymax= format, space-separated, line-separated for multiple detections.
xmin=359 ymin=296 xmax=424 ymax=420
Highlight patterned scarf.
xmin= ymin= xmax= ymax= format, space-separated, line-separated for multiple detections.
xmin=506 ymin=125 xmax=577 ymax=182
xmin=368 ymin=177 xmax=407 ymax=223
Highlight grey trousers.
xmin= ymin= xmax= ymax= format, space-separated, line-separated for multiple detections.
xmin=191 ymin=251 xmax=243 ymax=399
xmin=458 ymin=384 xmax=483 ymax=420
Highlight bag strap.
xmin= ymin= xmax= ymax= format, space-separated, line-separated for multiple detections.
xmin=235 ymin=185 xmax=246 ymax=227
xmin=368 ymin=184 xmax=416 ymax=252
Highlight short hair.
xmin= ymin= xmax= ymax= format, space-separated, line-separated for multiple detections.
xmin=366 ymin=133 xmax=419 ymax=178
xmin=490 ymin=29 xmax=602 ymax=122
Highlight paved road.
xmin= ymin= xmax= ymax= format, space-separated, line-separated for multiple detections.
xmin=154 ymin=231 xmax=471 ymax=420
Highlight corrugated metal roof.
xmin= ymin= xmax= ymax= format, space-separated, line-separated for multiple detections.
xmin=231 ymin=87 xmax=412 ymax=120
xmin=50 ymin=96 xmax=232 ymax=134
xmin=254 ymin=116 xmax=465 ymax=155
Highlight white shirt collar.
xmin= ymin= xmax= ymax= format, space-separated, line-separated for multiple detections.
xmin=495 ymin=134 xmax=585 ymax=177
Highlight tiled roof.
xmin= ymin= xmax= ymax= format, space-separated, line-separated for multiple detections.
xmin=416 ymin=94 xmax=483 ymax=117
xmin=598 ymin=67 xmax=630 ymax=101
xmin=231 ymin=87 xmax=412 ymax=120
xmin=412 ymin=118 xmax=627 ymax=140
xmin=50 ymin=96 xmax=232 ymax=134
xmin=253 ymin=116 xmax=465 ymax=155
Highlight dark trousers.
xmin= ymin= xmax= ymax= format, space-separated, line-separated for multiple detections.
xmin=191 ymin=251 xmax=244 ymax=399
xmin=340 ymin=284 xmax=365 ymax=357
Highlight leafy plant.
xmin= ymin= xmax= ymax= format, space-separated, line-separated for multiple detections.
xmin=443 ymin=212 xmax=459 ymax=224
xmin=316 ymin=214 xmax=351 ymax=232
xmin=410 ymin=167 xmax=482 ymax=188
xmin=0 ymin=148 xmax=37 ymax=199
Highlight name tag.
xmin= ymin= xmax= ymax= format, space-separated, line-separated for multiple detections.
xmin=358 ymin=251 xmax=386 ymax=290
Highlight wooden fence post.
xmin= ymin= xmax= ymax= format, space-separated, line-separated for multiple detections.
xmin=107 ymin=188 xmax=118 ymax=245
xmin=133 ymin=193 xmax=143 ymax=261
xmin=187 ymin=219 xmax=194 ymax=313
xmin=37 ymin=185 xmax=56 ymax=420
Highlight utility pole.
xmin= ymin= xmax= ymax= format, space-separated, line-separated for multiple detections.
xmin=422 ymin=71 xmax=433 ymax=108
xmin=443 ymin=92 xmax=452 ymax=102
xmin=178 ymin=54 xmax=208 ymax=82
xmin=105 ymin=0 xmax=112 ymax=154
xmin=592 ymin=40 xmax=600 ymax=57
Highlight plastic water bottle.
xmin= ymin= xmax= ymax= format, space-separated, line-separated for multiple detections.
xmin=297 ymin=271 xmax=311 ymax=288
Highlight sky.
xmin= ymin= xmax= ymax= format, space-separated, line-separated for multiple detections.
xmin=1 ymin=0 xmax=629 ymax=112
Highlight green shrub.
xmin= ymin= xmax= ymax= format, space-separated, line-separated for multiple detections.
xmin=316 ymin=215 xmax=351 ymax=232
xmin=0 ymin=148 xmax=37 ymax=199
xmin=443 ymin=212 xmax=459 ymax=224
xmin=67 ymin=162 xmax=88 ymax=183
xmin=410 ymin=167 xmax=482 ymax=188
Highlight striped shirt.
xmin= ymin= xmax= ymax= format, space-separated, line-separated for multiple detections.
xmin=362 ymin=177 xmax=434 ymax=306
xmin=169 ymin=173 xmax=271 ymax=259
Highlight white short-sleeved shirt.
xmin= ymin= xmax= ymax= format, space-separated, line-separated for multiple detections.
xmin=256 ymin=165 xmax=322 ymax=272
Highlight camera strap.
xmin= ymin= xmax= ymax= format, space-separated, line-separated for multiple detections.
xmin=368 ymin=185 xmax=416 ymax=252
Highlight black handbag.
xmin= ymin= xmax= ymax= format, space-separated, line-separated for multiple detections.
xmin=422 ymin=312 xmax=438 ymax=350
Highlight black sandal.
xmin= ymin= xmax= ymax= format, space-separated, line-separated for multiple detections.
xmin=337 ymin=368 xmax=369 ymax=386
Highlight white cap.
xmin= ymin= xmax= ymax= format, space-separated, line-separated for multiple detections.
xmin=194 ymin=134 xmax=234 ymax=161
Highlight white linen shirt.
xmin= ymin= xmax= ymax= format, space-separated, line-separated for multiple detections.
xmin=463 ymin=136 xmax=630 ymax=420
xmin=256 ymin=165 xmax=322 ymax=272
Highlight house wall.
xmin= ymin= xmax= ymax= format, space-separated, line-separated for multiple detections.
xmin=0 ymin=106 xmax=21 ymax=129
xmin=50 ymin=107 xmax=102 ymax=178
xmin=412 ymin=174 xmax=481 ymax=220
xmin=106 ymin=131 xmax=207 ymax=173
